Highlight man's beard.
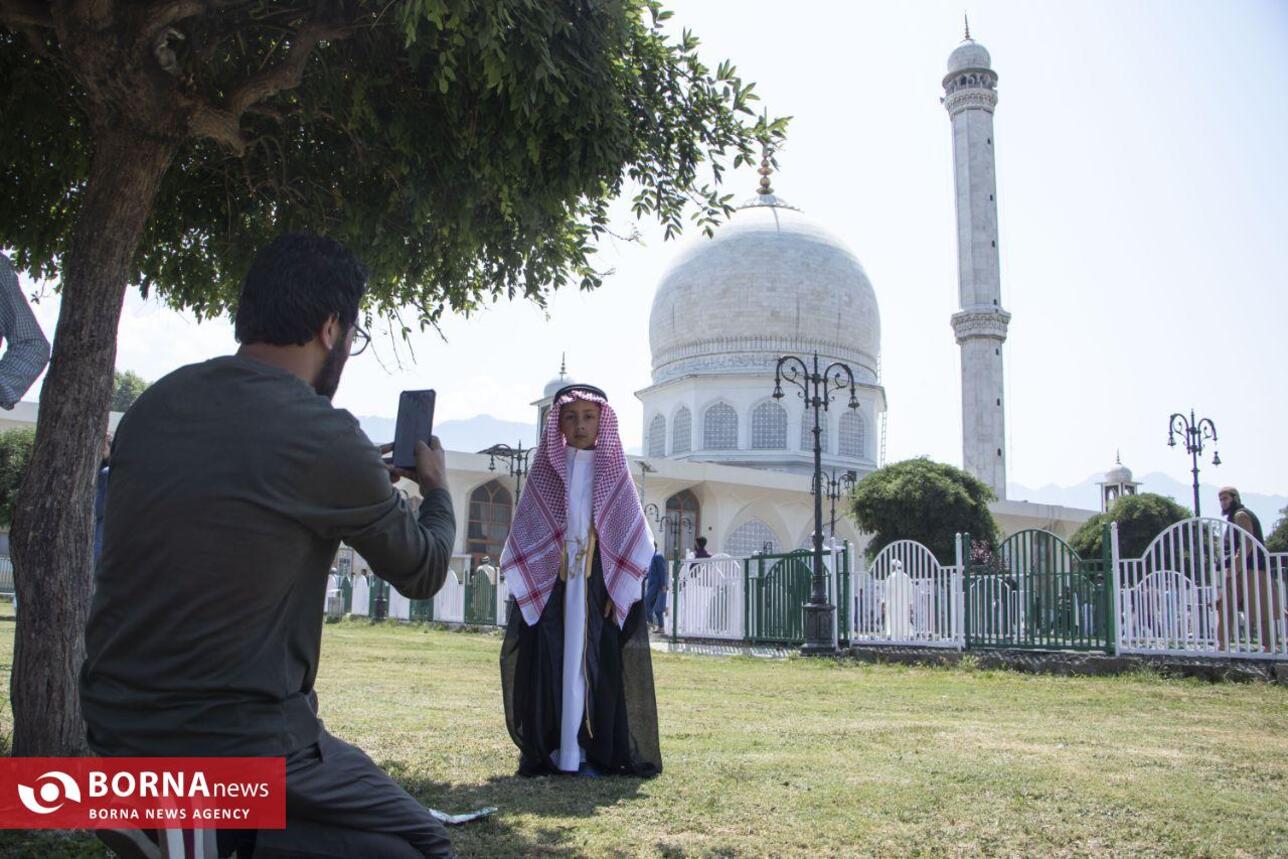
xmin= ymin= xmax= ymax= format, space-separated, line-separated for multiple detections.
xmin=313 ymin=335 xmax=349 ymax=400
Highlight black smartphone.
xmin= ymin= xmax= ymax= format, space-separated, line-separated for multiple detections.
xmin=393 ymin=389 xmax=436 ymax=470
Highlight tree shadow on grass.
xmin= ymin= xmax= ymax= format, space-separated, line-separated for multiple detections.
xmin=390 ymin=766 xmax=649 ymax=858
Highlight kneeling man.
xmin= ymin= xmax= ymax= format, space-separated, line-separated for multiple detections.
xmin=81 ymin=233 xmax=456 ymax=858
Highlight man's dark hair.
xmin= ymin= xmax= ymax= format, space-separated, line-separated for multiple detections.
xmin=695 ymin=536 xmax=707 ymax=548
xmin=234 ymin=233 xmax=369 ymax=346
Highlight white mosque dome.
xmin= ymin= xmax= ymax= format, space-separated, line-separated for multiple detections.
xmin=947 ymin=40 xmax=991 ymax=73
xmin=1105 ymin=460 xmax=1133 ymax=484
xmin=543 ymin=375 xmax=572 ymax=398
xmin=648 ymin=192 xmax=881 ymax=385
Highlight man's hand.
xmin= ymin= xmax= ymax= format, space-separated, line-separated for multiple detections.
xmin=383 ymin=437 xmax=448 ymax=494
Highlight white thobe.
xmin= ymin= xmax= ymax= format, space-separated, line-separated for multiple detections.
xmin=555 ymin=446 xmax=594 ymax=772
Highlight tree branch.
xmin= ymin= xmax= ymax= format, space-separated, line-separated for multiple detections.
xmin=186 ymin=14 xmax=357 ymax=154
xmin=189 ymin=101 xmax=248 ymax=155
xmin=139 ymin=0 xmax=252 ymax=39
xmin=0 ymin=0 xmax=54 ymax=29
xmin=226 ymin=20 xmax=349 ymax=117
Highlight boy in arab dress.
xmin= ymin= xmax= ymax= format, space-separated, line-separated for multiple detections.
xmin=500 ymin=385 xmax=662 ymax=777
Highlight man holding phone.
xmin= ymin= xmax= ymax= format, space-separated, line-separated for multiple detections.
xmin=81 ymin=233 xmax=457 ymax=858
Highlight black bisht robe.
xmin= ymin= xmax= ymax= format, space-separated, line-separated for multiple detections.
xmin=500 ymin=546 xmax=662 ymax=777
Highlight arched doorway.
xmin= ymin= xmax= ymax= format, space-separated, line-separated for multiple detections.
xmin=467 ymin=480 xmax=513 ymax=567
xmin=664 ymin=489 xmax=701 ymax=559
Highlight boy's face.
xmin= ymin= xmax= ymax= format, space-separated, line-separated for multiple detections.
xmin=560 ymin=400 xmax=601 ymax=450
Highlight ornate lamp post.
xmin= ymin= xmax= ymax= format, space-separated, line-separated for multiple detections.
xmin=479 ymin=441 xmax=532 ymax=501
xmin=813 ymin=468 xmax=858 ymax=540
xmin=1168 ymin=410 xmax=1220 ymax=517
xmin=773 ymin=352 xmax=860 ymax=655
xmin=643 ymin=502 xmax=693 ymax=562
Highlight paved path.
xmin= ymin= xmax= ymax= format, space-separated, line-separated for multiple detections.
xmin=648 ymin=639 xmax=791 ymax=659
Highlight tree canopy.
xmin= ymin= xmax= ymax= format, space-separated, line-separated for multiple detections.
xmin=1266 ymin=506 xmax=1288 ymax=554
xmin=110 ymin=370 xmax=149 ymax=413
xmin=0 ymin=0 xmax=786 ymax=756
xmin=849 ymin=458 xmax=998 ymax=565
xmin=0 ymin=427 xmax=35 ymax=529
xmin=1068 ymin=492 xmax=1191 ymax=560
xmin=1 ymin=0 xmax=784 ymax=328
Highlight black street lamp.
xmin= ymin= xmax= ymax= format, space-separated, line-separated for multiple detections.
xmin=812 ymin=468 xmax=858 ymax=539
xmin=643 ymin=502 xmax=693 ymax=562
xmin=1168 ymin=410 xmax=1220 ymax=517
xmin=479 ymin=441 xmax=532 ymax=501
xmin=773 ymin=352 xmax=860 ymax=655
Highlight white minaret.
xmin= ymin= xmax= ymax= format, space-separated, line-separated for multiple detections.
xmin=943 ymin=21 xmax=1010 ymax=499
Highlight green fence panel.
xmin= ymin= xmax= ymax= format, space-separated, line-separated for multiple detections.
xmin=409 ymin=597 xmax=433 ymax=623
xmin=748 ymin=551 xmax=812 ymax=645
xmin=340 ymin=575 xmax=353 ymax=614
xmin=965 ymin=529 xmax=1111 ymax=652
xmin=464 ymin=570 xmax=496 ymax=626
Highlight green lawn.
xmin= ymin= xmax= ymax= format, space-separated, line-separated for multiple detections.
xmin=1 ymin=612 xmax=1285 ymax=857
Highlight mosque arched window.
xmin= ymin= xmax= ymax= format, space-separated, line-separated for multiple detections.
xmin=467 ymin=480 xmax=512 ymax=567
xmin=725 ymin=520 xmax=780 ymax=557
xmin=672 ymin=407 xmax=692 ymax=455
xmin=839 ymin=412 xmax=866 ymax=459
xmin=648 ymin=414 xmax=666 ymax=457
xmin=800 ymin=410 xmax=829 ymax=454
xmin=750 ymin=401 xmax=787 ymax=450
xmin=703 ymin=403 xmax=738 ymax=450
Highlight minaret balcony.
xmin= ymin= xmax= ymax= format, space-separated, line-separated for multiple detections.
xmin=951 ymin=308 xmax=1011 ymax=343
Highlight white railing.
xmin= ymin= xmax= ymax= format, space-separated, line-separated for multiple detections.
xmin=388 ymin=588 xmax=411 ymax=621
xmin=433 ymin=570 xmax=466 ymax=624
xmin=851 ymin=539 xmax=964 ymax=648
xmin=1116 ymin=518 xmax=1287 ymax=659
xmin=673 ymin=556 xmax=745 ymax=640
xmin=350 ymin=575 xmax=371 ymax=617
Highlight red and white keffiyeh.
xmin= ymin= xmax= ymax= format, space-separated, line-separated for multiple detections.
xmin=501 ymin=389 xmax=653 ymax=627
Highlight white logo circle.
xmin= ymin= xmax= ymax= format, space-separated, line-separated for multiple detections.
xmin=17 ymin=771 xmax=81 ymax=814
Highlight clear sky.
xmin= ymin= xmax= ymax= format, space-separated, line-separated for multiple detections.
xmin=13 ymin=0 xmax=1288 ymax=502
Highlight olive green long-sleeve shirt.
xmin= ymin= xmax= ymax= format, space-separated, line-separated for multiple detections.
xmin=81 ymin=355 xmax=455 ymax=756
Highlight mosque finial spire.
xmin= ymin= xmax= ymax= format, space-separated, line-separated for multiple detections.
xmin=964 ymin=13 xmax=971 ymax=41
xmin=757 ymin=141 xmax=774 ymax=196
xmin=559 ymin=352 xmax=567 ymax=380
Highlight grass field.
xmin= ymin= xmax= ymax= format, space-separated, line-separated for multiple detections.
xmin=0 ymin=612 xmax=1285 ymax=857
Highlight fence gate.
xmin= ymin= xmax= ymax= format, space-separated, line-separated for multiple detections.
xmin=673 ymin=557 xmax=746 ymax=640
xmin=1117 ymin=517 xmax=1287 ymax=659
xmin=965 ymin=528 xmax=1112 ymax=652
xmin=852 ymin=540 xmax=962 ymax=648
xmin=747 ymin=552 xmax=812 ymax=645
xmin=463 ymin=568 xmax=496 ymax=625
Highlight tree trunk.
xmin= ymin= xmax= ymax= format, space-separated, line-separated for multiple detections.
xmin=9 ymin=129 xmax=176 ymax=756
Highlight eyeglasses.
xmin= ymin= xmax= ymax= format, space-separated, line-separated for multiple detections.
xmin=349 ymin=323 xmax=370 ymax=356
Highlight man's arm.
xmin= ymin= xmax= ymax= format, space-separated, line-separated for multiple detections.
xmin=303 ymin=423 xmax=455 ymax=600
xmin=0 ymin=254 xmax=50 ymax=409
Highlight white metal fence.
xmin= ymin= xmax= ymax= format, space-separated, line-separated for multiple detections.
xmin=851 ymin=540 xmax=963 ymax=648
xmin=1116 ymin=518 xmax=1287 ymax=659
xmin=321 ymin=520 xmax=1287 ymax=662
xmin=673 ymin=556 xmax=745 ymax=640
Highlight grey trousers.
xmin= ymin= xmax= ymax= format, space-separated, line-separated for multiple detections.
xmin=248 ymin=729 xmax=455 ymax=858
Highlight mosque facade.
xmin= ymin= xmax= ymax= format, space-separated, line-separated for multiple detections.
xmin=482 ymin=31 xmax=1095 ymax=564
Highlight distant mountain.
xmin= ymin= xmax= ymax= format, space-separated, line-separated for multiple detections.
xmin=1009 ymin=472 xmax=1286 ymax=529
xmin=356 ymin=413 xmax=536 ymax=454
